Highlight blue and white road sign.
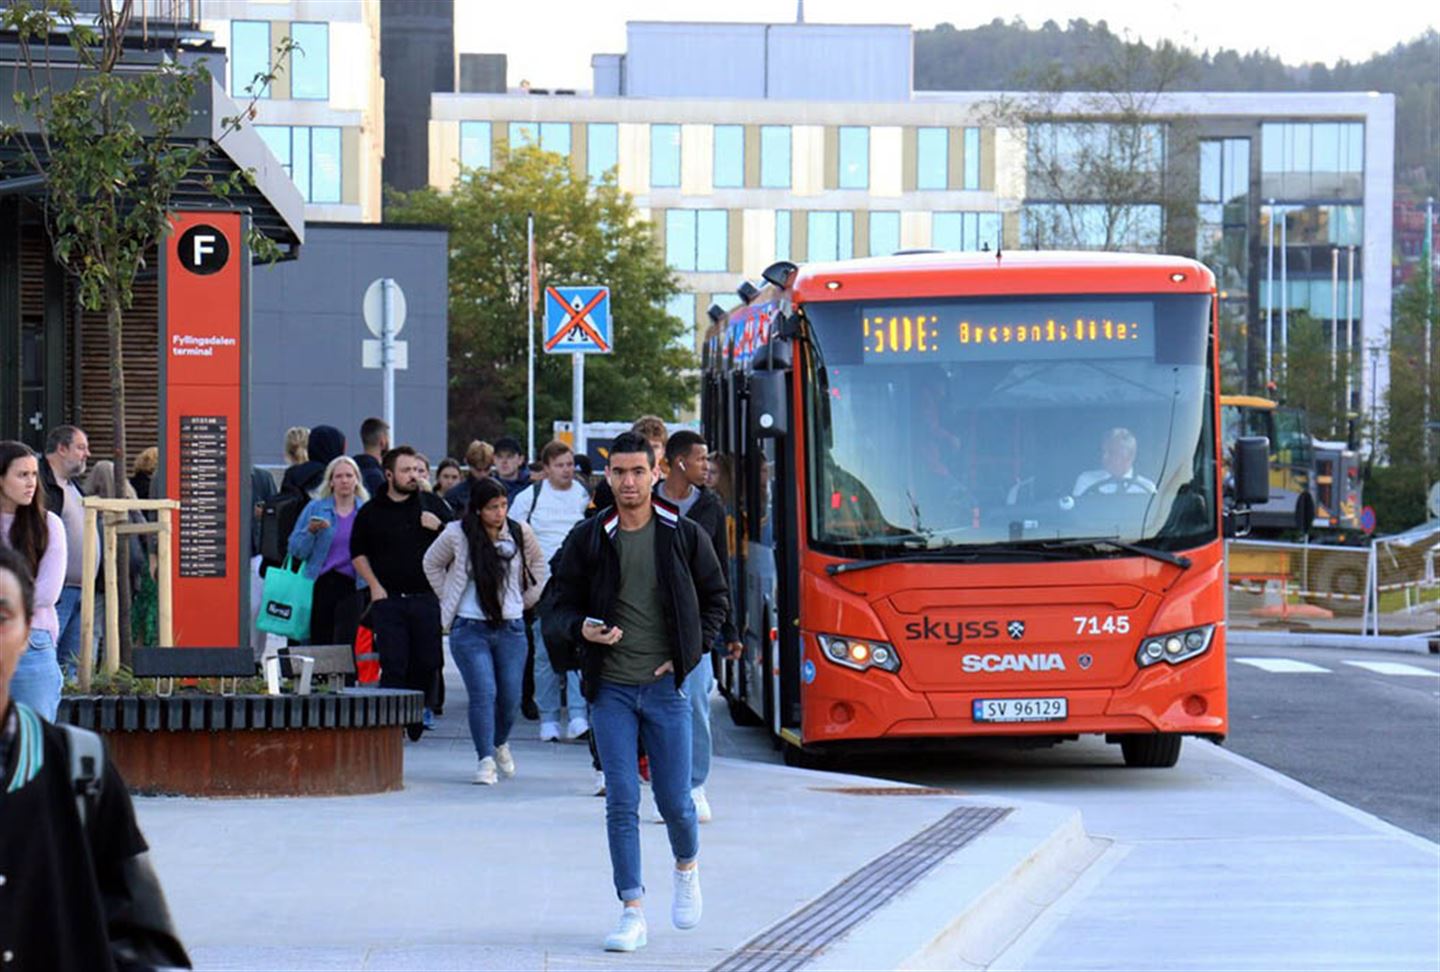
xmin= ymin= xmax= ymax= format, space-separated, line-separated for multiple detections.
xmin=544 ymin=285 xmax=612 ymax=354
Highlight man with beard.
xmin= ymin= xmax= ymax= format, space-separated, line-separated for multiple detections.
xmin=350 ymin=446 xmax=452 ymax=735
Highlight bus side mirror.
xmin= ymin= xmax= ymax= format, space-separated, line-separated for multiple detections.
xmin=1233 ymin=436 xmax=1269 ymax=506
xmin=750 ymin=371 xmax=788 ymax=439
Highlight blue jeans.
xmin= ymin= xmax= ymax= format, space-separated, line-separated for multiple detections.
xmin=531 ymin=618 xmax=584 ymax=724
xmin=449 ymin=617 xmax=528 ymax=761
xmin=684 ymin=659 xmax=714 ymax=789
xmin=12 ymin=630 xmax=62 ymax=722
xmin=591 ymin=678 xmax=697 ymax=902
xmin=54 ymin=585 xmax=85 ymax=673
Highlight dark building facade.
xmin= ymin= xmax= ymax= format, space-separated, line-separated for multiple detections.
xmin=380 ymin=0 xmax=455 ymax=196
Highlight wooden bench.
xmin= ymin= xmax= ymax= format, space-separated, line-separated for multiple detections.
xmin=267 ymin=644 xmax=356 ymax=696
xmin=131 ymin=647 xmax=256 ymax=698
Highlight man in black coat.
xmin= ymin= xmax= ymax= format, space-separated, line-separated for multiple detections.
xmin=0 ymin=546 xmax=190 ymax=971
xmin=543 ymin=432 xmax=728 ymax=952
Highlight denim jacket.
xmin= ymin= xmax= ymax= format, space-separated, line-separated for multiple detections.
xmin=286 ymin=496 xmax=368 ymax=584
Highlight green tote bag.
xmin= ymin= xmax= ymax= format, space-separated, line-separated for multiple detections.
xmin=256 ymin=557 xmax=315 ymax=641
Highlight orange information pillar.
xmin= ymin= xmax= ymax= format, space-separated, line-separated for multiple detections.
xmin=159 ymin=212 xmax=250 ymax=648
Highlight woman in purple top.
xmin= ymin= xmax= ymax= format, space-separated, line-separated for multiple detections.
xmin=0 ymin=441 xmax=66 ymax=719
xmin=287 ymin=456 xmax=368 ymax=645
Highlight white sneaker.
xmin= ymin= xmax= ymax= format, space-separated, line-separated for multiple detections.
xmin=691 ymin=786 xmax=712 ymax=823
xmin=495 ymin=743 xmax=515 ymax=778
xmin=603 ymin=906 xmax=647 ymax=952
xmin=592 ymin=770 xmax=607 ymax=796
xmin=539 ymin=721 xmax=561 ymax=742
xmin=473 ymin=757 xmax=498 ymax=785
xmin=567 ymin=715 xmax=590 ymax=740
xmin=672 ymin=866 xmax=702 ymax=930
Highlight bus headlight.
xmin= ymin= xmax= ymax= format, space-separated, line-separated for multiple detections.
xmin=1136 ymin=624 xmax=1214 ymax=668
xmin=817 ymin=634 xmax=901 ymax=674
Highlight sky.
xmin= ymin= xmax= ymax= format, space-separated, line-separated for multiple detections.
xmin=456 ymin=0 xmax=1436 ymax=91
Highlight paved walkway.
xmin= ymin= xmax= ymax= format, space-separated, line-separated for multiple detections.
xmin=133 ymin=677 xmax=1041 ymax=970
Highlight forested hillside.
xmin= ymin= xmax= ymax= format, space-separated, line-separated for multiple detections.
xmin=914 ymin=19 xmax=1438 ymax=198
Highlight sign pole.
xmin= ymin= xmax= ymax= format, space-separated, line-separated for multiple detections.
xmin=527 ymin=213 xmax=536 ymax=462
xmin=382 ymin=277 xmax=396 ymax=440
xmin=573 ymin=352 xmax=586 ymax=457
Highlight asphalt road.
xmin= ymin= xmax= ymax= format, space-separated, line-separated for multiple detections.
xmin=712 ymin=642 xmax=1440 ymax=842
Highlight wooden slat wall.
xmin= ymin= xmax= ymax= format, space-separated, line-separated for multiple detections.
xmin=76 ymin=254 xmax=160 ymax=464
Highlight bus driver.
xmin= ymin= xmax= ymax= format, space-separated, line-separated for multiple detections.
xmin=1073 ymin=427 xmax=1157 ymax=497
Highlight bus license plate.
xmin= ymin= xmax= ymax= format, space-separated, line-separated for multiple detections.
xmin=972 ymin=698 xmax=1068 ymax=723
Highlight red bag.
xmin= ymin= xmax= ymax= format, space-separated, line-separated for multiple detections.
xmin=353 ymin=616 xmax=380 ymax=685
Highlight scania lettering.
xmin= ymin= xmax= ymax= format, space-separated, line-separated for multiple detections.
xmin=703 ymin=251 xmax=1256 ymax=769
xmin=962 ymin=653 xmax=1067 ymax=673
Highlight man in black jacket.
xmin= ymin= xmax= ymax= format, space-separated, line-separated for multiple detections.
xmin=0 ymin=546 xmax=190 ymax=971
xmin=354 ymin=417 xmax=389 ymax=498
xmin=543 ymin=432 xmax=728 ymax=953
xmin=656 ymin=430 xmax=742 ymax=824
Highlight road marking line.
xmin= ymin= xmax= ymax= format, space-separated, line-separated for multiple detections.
xmin=1233 ymin=657 xmax=1332 ymax=674
xmin=1342 ymin=660 xmax=1440 ymax=678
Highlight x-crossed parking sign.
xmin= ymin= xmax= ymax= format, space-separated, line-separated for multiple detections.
xmin=544 ymin=285 xmax=612 ymax=354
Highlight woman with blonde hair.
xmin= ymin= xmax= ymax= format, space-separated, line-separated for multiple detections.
xmin=283 ymin=427 xmax=310 ymax=467
xmin=130 ymin=446 xmax=159 ymax=502
xmin=286 ymin=455 xmax=369 ymax=645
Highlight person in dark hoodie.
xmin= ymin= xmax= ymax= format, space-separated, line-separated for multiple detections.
xmin=656 ymin=430 xmax=742 ymax=825
xmin=281 ymin=425 xmax=346 ymax=497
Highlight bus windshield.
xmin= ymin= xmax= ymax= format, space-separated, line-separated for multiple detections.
xmin=802 ymin=293 xmax=1215 ymax=559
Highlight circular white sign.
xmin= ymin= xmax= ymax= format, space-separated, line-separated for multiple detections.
xmin=363 ymin=278 xmax=408 ymax=338
xmin=1428 ymin=482 xmax=1440 ymax=520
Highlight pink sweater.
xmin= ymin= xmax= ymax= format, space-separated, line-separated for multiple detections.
xmin=0 ymin=511 xmax=67 ymax=641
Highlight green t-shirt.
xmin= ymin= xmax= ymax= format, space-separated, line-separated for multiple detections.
xmin=601 ymin=518 xmax=672 ymax=685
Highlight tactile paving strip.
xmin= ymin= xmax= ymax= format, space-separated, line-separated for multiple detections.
xmin=712 ymin=804 xmax=1011 ymax=972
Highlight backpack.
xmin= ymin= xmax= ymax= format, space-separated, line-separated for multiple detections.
xmin=259 ymin=487 xmax=306 ymax=567
xmin=60 ymin=723 xmax=105 ymax=828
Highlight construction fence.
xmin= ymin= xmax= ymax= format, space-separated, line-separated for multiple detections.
xmin=1227 ymin=523 xmax=1440 ymax=636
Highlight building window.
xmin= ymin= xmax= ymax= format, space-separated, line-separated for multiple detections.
xmin=587 ymin=123 xmax=618 ymax=183
xmin=1197 ymin=138 xmax=1250 ymax=296
xmin=1028 ymin=122 xmax=1165 ymax=177
xmin=775 ymin=210 xmax=792 ymax=261
xmin=714 ymin=125 xmax=744 ymax=189
xmin=460 ymin=121 xmax=492 ymax=171
xmin=870 ymin=211 xmax=900 ymax=256
xmin=1261 ymin=121 xmax=1363 ymax=198
xmin=666 ymin=209 xmax=728 ymax=271
xmin=916 ymin=127 xmax=947 ymax=190
xmin=651 ymin=124 xmax=681 ymax=188
xmin=230 ymin=20 xmax=271 ymax=98
xmin=289 ymin=22 xmax=329 ymax=100
xmin=932 ymin=212 xmax=1001 ymax=252
xmin=838 ymin=126 xmax=869 ymax=189
xmin=1022 ymin=203 xmax=1162 ymax=251
xmin=761 ymin=125 xmax=791 ymax=189
xmin=963 ymin=127 xmax=981 ymax=190
xmin=808 ymin=211 xmax=854 ymax=261
xmin=256 ymin=124 xmax=341 ymax=204
xmin=509 ymin=122 xmax=570 ymax=156
xmin=665 ymin=293 xmax=697 ymax=351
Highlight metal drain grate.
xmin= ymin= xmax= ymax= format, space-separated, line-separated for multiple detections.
xmin=712 ymin=805 xmax=1011 ymax=972
xmin=810 ymin=786 xmax=956 ymax=797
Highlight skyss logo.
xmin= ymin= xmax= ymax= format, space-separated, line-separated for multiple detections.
xmin=904 ymin=618 xmax=1001 ymax=646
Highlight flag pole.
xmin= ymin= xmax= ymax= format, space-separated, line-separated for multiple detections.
xmin=527 ymin=212 xmax=536 ymax=463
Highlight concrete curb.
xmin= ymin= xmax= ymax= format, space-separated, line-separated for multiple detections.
xmin=1228 ymin=630 xmax=1437 ymax=655
xmin=805 ymin=799 xmax=1102 ymax=972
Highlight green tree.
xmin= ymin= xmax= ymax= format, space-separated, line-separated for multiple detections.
xmin=388 ymin=148 xmax=697 ymax=452
xmin=1 ymin=0 xmax=287 ymax=674
xmin=1279 ymin=311 xmax=1350 ymax=441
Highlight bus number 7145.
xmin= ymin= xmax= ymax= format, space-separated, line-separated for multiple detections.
xmin=1074 ymin=615 xmax=1130 ymax=635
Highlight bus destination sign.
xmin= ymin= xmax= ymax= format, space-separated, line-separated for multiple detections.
xmin=860 ymin=299 xmax=1157 ymax=363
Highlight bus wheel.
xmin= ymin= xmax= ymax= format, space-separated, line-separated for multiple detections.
xmin=1119 ymin=733 xmax=1183 ymax=767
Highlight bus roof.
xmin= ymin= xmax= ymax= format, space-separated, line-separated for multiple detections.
xmin=789 ymin=250 xmax=1215 ymax=304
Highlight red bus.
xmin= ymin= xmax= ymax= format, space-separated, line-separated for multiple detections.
xmin=701 ymin=250 xmax=1265 ymax=768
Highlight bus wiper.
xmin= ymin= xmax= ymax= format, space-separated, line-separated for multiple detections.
xmin=825 ymin=545 xmax=1074 ymax=576
xmin=1042 ymin=536 xmax=1192 ymax=569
